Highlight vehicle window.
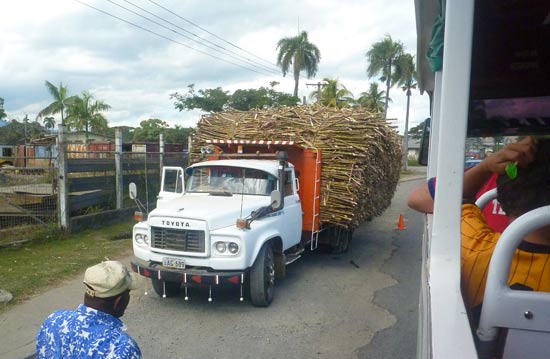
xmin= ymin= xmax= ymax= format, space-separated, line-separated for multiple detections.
xmin=162 ymin=168 xmax=183 ymax=193
xmin=284 ymin=169 xmax=294 ymax=197
xmin=186 ymin=166 xmax=275 ymax=195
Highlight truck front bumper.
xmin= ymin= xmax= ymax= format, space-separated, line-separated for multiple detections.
xmin=130 ymin=257 xmax=246 ymax=286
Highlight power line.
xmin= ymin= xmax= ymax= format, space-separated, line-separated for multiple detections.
xmin=74 ymin=0 xmax=280 ymax=77
xmin=112 ymin=0 xmax=280 ymax=75
xmin=146 ymin=0 xmax=278 ymax=68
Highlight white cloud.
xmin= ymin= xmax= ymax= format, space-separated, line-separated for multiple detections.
xmin=1 ymin=0 xmax=430 ymax=134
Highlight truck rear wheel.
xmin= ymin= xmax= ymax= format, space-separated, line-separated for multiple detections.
xmin=151 ymin=278 xmax=181 ymax=297
xmin=249 ymin=242 xmax=275 ymax=307
xmin=330 ymin=227 xmax=353 ymax=254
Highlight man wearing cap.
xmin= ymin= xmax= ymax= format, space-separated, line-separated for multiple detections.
xmin=36 ymin=260 xmax=142 ymax=358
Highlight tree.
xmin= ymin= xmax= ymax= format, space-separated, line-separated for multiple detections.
xmin=132 ymin=119 xmax=170 ymax=142
xmin=310 ymin=78 xmax=353 ymax=108
xmin=276 ymin=31 xmax=321 ymax=97
xmin=0 ymin=97 xmax=6 ymax=120
xmin=171 ymin=84 xmax=299 ymax=113
xmin=357 ymin=83 xmax=389 ymax=113
xmin=170 ymin=85 xmax=230 ymax=113
xmin=65 ymin=91 xmax=110 ymax=141
xmin=407 ymin=122 xmax=424 ymax=141
xmin=36 ymin=81 xmax=77 ymax=125
xmin=0 ymin=119 xmax=46 ymax=144
xmin=230 ymin=87 xmax=299 ymax=110
xmin=366 ymin=34 xmax=404 ymax=118
xmin=43 ymin=116 xmax=56 ymax=131
xmin=394 ymin=53 xmax=417 ymax=170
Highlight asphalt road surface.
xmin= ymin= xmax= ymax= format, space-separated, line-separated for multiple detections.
xmin=123 ymin=177 xmax=425 ymax=359
xmin=0 ymin=175 xmax=426 ymax=359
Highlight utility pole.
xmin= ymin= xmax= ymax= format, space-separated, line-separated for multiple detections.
xmin=306 ymin=82 xmax=327 ymax=104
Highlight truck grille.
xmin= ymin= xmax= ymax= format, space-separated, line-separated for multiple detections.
xmin=151 ymin=227 xmax=206 ymax=253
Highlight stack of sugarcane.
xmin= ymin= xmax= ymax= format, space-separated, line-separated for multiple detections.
xmin=190 ymin=105 xmax=402 ymax=229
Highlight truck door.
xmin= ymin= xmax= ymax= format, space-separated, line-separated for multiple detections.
xmin=280 ymin=168 xmax=302 ymax=249
xmin=159 ymin=167 xmax=185 ymax=201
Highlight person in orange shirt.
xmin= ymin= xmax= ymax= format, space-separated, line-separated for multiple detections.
xmin=409 ymin=137 xmax=550 ymax=322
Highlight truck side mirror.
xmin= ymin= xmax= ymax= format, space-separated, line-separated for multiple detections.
xmin=129 ymin=182 xmax=137 ymax=199
xmin=418 ymin=117 xmax=431 ymax=166
xmin=270 ymin=190 xmax=282 ymax=209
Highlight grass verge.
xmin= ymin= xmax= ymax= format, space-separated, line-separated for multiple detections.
xmin=0 ymin=221 xmax=134 ymax=312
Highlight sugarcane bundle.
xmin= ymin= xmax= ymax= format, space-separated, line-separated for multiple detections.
xmin=190 ymin=105 xmax=402 ymax=229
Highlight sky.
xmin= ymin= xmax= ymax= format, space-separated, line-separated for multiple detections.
xmin=0 ymin=0 xmax=430 ymax=134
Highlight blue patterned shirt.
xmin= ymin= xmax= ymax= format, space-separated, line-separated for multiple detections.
xmin=36 ymin=304 xmax=141 ymax=359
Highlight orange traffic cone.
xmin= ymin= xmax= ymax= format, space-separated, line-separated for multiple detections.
xmin=396 ymin=213 xmax=406 ymax=230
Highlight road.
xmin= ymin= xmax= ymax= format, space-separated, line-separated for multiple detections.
xmin=0 ymin=173 xmax=426 ymax=359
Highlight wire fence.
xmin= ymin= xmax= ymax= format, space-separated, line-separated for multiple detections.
xmin=0 ymin=146 xmax=188 ymax=243
xmin=0 ymin=159 xmax=57 ymax=244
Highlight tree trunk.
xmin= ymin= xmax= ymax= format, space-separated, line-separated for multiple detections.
xmin=383 ymin=61 xmax=393 ymax=119
xmin=402 ymin=89 xmax=411 ymax=171
xmin=293 ymin=59 xmax=300 ymax=98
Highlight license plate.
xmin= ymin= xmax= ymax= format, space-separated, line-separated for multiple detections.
xmin=162 ymin=257 xmax=186 ymax=269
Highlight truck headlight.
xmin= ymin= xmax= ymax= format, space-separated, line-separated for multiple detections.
xmin=135 ymin=233 xmax=149 ymax=247
xmin=215 ymin=242 xmax=227 ymax=253
xmin=228 ymin=242 xmax=239 ymax=254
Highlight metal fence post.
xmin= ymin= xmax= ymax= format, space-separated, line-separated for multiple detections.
xmin=57 ymin=125 xmax=69 ymax=230
xmin=159 ymin=133 xmax=164 ymax=181
xmin=115 ymin=128 xmax=123 ymax=209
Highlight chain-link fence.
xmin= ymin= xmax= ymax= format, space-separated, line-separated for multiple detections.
xmin=0 ymin=159 xmax=57 ymax=244
xmin=0 ymin=135 xmax=188 ymax=239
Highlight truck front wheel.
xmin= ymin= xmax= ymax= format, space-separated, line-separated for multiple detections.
xmin=151 ymin=279 xmax=181 ymax=297
xmin=249 ymin=242 xmax=275 ymax=307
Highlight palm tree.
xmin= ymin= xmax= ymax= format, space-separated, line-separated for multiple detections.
xmin=357 ymin=83 xmax=389 ymax=113
xmin=43 ymin=116 xmax=56 ymax=131
xmin=276 ymin=31 xmax=321 ymax=97
xmin=310 ymin=78 xmax=353 ymax=108
xmin=395 ymin=53 xmax=417 ymax=170
xmin=36 ymin=81 xmax=76 ymax=125
xmin=365 ymin=34 xmax=404 ymax=118
xmin=66 ymin=91 xmax=110 ymax=141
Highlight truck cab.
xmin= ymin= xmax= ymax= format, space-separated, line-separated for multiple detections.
xmin=131 ymin=142 xmax=322 ymax=306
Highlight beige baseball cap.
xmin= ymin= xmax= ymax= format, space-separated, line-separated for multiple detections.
xmin=83 ymin=261 xmax=139 ymax=298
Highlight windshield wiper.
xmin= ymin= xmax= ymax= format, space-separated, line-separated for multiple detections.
xmin=209 ymin=191 xmax=233 ymax=196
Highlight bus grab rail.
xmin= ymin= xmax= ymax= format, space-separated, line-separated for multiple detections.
xmin=477 ymin=206 xmax=550 ymax=346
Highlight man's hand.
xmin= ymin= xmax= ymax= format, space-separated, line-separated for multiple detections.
xmin=479 ymin=136 xmax=537 ymax=175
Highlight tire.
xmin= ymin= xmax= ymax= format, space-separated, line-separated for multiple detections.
xmin=151 ymin=278 xmax=181 ymax=297
xmin=249 ymin=242 xmax=275 ymax=307
xmin=330 ymin=227 xmax=353 ymax=254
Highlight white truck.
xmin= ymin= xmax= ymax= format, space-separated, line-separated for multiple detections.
xmin=130 ymin=143 xmax=326 ymax=306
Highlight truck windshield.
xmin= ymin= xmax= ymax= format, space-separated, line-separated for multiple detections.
xmin=185 ymin=166 xmax=276 ymax=196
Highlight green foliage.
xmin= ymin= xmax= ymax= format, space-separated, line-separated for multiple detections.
xmin=276 ymin=31 xmax=321 ymax=97
xmin=42 ymin=116 xmax=56 ymax=131
xmin=65 ymin=91 xmax=110 ymax=139
xmin=0 ymin=119 xmax=47 ymax=144
xmin=407 ymin=122 xmax=424 ymax=140
xmin=170 ymin=84 xmax=230 ymax=113
xmin=171 ymin=84 xmax=299 ymax=113
xmin=36 ymin=81 xmax=77 ymax=125
xmin=0 ymin=97 xmax=6 ymax=120
xmin=132 ymin=118 xmax=194 ymax=147
xmin=357 ymin=83 xmax=388 ymax=113
xmin=230 ymin=87 xmax=299 ymax=110
xmin=365 ymin=34 xmax=405 ymax=117
xmin=310 ymin=78 xmax=354 ymax=108
xmin=132 ymin=118 xmax=169 ymax=142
